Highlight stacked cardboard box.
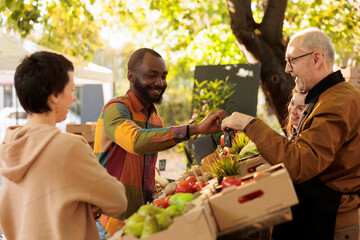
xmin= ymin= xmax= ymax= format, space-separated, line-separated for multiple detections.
xmin=340 ymin=67 xmax=360 ymax=91
xmin=66 ymin=122 xmax=97 ymax=146
xmin=208 ymin=163 xmax=298 ymax=233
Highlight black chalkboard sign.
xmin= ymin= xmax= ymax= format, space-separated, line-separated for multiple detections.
xmin=194 ymin=64 xmax=261 ymax=117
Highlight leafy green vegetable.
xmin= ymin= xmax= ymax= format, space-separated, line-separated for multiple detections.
xmin=239 ymin=141 xmax=259 ymax=159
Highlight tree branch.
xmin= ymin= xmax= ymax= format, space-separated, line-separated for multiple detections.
xmin=226 ymin=0 xmax=294 ymax=126
xmin=261 ymin=0 xmax=288 ymax=45
xmin=226 ymin=0 xmax=260 ymax=61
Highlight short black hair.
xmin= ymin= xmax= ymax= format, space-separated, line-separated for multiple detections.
xmin=14 ymin=51 xmax=74 ymax=113
xmin=127 ymin=48 xmax=162 ymax=71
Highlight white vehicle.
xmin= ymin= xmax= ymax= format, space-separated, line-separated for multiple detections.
xmin=0 ymin=107 xmax=81 ymax=141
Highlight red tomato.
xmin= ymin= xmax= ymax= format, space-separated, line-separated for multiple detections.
xmin=165 ymin=195 xmax=172 ymax=203
xmin=175 ymin=180 xmax=193 ymax=193
xmin=220 ymin=135 xmax=225 ymax=147
xmin=193 ymin=181 xmax=206 ymax=193
xmin=154 ymin=198 xmax=169 ymax=208
xmin=185 ymin=176 xmax=197 ymax=187
xmin=221 ymin=176 xmax=243 ymax=189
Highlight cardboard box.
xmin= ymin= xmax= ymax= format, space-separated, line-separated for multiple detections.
xmin=239 ymin=155 xmax=270 ymax=176
xmin=208 ymin=163 xmax=298 ymax=232
xmin=109 ymin=196 xmax=217 ymax=240
xmin=66 ymin=122 xmax=97 ymax=143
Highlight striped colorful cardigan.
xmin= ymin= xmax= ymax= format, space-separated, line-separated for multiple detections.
xmin=94 ymin=90 xmax=188 ymax=220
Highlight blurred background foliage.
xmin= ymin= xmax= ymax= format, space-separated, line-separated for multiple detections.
xmin=1 ymin=0 xmax=359 ymax=129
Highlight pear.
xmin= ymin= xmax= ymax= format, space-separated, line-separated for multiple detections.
xmin=164 ymin=205 xmax=180 ymax=217
xmin=137 ymin=204 xmax=164 ymax=216
xmin=140 ymin=214 xmax=159 ymax=238
xmin=124 ymin=222 xmax=144 ymax=238
xmin=125 ymin=214 xmax=145 ymax=228
xmin=155 ymin=212 xmax=173 ymax=230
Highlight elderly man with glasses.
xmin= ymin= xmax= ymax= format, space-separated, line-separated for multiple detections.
xmin=220 ymin=27 xmax=360 ymax=240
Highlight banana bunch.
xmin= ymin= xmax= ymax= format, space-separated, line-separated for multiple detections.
xmin=228 ymin=131 xmax=250 ymax=155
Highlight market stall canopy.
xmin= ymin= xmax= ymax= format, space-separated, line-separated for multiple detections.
xmin=0 ymin=32 xmax=113 ymax=100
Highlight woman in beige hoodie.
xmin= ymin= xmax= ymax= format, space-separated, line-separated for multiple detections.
xmin=0 ymin=51 xmax=127 ymax=240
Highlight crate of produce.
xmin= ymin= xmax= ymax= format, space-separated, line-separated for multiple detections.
xmin=208 ymin=163 xmax=298 ymax=232
xmin=110 ymin=195 xmax=217 ymax=240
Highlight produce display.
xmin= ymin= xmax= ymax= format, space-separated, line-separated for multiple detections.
xmin=123 ymin=193 xmax=195 ymax=238
xmin=113 ymin=131 xmax=296 ymax=239
xmin=118 ymin=164 xmax=217 ymax=239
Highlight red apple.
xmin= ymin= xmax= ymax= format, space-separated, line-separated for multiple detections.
xmin=220 ymin=135 xmax=225 ymax=147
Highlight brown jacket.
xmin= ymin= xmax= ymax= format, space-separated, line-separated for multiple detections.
xmin=246 ymin=80 xmax=360 ymax=229
xmin=0 ymin=124 xmax=127 ymax=240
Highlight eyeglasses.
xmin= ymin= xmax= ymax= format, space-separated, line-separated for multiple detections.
xmin=285 ymin=52 xmax=315 ymax=69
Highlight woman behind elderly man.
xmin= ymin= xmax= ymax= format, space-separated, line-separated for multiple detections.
xmin=284 ymin=89 xmax=306 ymax=141
xmin=0 ymin=51 xmax=127 ymax=240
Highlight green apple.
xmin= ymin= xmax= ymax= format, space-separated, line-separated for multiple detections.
xmin=164 ymin=205 xmax=180 ymax=217
xmin=168 ymin=193 xmax=184 ymax=206
xmin=176 ymin=193 xmax=195 ymax=213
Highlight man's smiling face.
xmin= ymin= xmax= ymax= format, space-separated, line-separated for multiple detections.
xmin=131 ymin=52 xmax=168 ymax=105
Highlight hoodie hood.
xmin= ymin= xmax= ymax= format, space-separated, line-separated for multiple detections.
xmin=0 ymin=125 xmax=60 ymax=182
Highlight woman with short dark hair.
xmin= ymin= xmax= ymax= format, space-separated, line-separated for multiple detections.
xmin=0 ymin=51 xmax=127 ymax=240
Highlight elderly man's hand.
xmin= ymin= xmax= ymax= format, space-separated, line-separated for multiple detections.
xmin=221 ymin=112 xmax=255 ymax=132
xmin=189 ymin=109 xmax=227 ymax=135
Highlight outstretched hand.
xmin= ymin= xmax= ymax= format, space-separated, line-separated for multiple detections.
xmin=221 ymin=112 xmax=255 ymax=132
xmin=189 ymin=109 xmax=227 ymax=136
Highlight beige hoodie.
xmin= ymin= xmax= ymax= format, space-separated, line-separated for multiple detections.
xmin=0 ymin=124 xmax=127 ymax=240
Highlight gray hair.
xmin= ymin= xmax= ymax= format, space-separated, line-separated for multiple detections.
xmin=291 ymin=27 xmax=335 ymax=66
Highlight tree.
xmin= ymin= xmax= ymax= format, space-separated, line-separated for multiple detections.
xmin=0 ymin=0 xmax=102 ymax=61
